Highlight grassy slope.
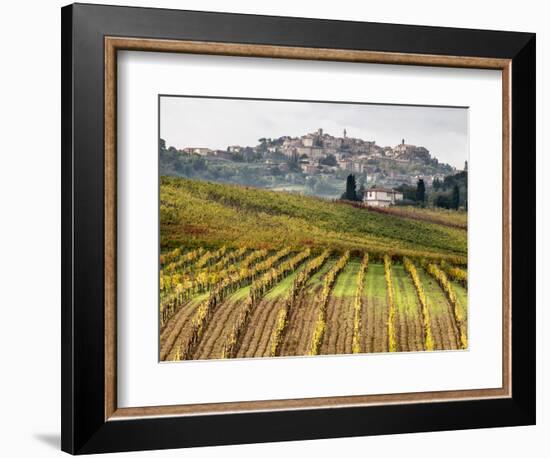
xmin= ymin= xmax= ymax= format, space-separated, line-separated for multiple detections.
xmin=417 ymin=267 xmax=459 ymax=350
xmin=392 ymin=265 xmax=421 ymax=317
xmin=417 ymin=269 xmax=449 ymax=316
xmin=332 ymin=260 xmax=361 ymax=298
xmin=161 ymin=176 xmax=467 ymax=262
xmin=361 ymin=263 xmax=389 ymax=353
xmin=364 ymin=263 xmax=387 ymax=299
xmin=368 ymin=206 xmax=467 ymax=229
xmin=391 ymin=264 xmax=424 ymax=351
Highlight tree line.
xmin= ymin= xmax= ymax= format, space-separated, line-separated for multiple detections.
xmin=340 ymin=171 xmax=467 ymax=210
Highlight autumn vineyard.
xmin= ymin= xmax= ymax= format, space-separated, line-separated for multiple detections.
xmin=160 ymin=177 xmax=468 ymax=361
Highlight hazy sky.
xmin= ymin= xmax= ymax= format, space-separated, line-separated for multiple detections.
xmin=160 ymin=96 xmax=468 ymax=169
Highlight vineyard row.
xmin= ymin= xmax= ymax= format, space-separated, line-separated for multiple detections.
xmin=160 ymin=247 xmax=468 ymax=360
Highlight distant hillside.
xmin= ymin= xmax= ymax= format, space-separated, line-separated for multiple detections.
xmin=161 ymin=176 xmax=467 ymax=263
xmin=160 ymin=128 xmax=459 ymax=200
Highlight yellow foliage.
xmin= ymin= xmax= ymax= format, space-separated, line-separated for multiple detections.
xmin=267 ymin=250 xmax=332 ymax=358
xmin=269 ymin=307 xmax=288 ymax=357
xmin=308 ymin=310 xmax=326 ymax=356
xmin=180 ymin=247 xmax=292 ymax=359
xmin=222 ymin=249 xmax=311 ymax=359
xmin=309 ymin=251 xmax=350 ymax=355
xmin=352 ymin=253 xmax=369 ymax=354
xmin=440 ymin=260 xmax=468 ymax=288
xmin=426 ymin=263 xmax=467 ymax=349
xmin=384 ymin=255 xmax=398 ymax=352
xmin=403 ymin=257 xmax=434 ymax=351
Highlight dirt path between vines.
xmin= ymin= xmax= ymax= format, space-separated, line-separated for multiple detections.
xmin=360 ymin=263 xmax=389 ymax=353
xmin=159 ymin=294 xmax=207 ymax=361
xmin=279 ymin=260 xmax=335 ymax=357
xmin=320 ymin=261 xmax=359 ymax=356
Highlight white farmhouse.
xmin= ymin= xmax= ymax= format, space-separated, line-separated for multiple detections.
xmin=363 ymin=187 xmax=404 ymax=207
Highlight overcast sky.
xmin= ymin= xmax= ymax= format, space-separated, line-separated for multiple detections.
xmin=160 ymin=96 xmax=468 ymax=169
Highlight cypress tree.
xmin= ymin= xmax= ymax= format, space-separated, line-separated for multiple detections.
xmin=345 ymin=174 xmax=357 ymax=201
xmin=452 ymin=184 xmax=460 ymax=210
xmin=416 ymin=179 xmax=426 ymax=204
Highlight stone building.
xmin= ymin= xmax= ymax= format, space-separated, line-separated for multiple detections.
xmin=363 ymin=187 xmax=404 ymax=207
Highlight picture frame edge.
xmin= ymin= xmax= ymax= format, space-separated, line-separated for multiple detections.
xmin=61 ymin=3 xmax=536 ymax=454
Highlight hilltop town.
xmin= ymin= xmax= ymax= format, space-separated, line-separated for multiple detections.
xmin=160 ymin=128 xmax=459 ymax=199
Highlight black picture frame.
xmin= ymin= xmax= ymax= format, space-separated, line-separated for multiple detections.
xmin=61 ymin=3 xmax=536 ymax=454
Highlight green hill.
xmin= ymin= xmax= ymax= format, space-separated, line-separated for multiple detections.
xmin=160 ymin=176 xmax=467 ymax=263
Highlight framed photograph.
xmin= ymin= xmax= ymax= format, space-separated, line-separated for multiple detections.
xmin=61 ymin=3 xmax=536 ymax=454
